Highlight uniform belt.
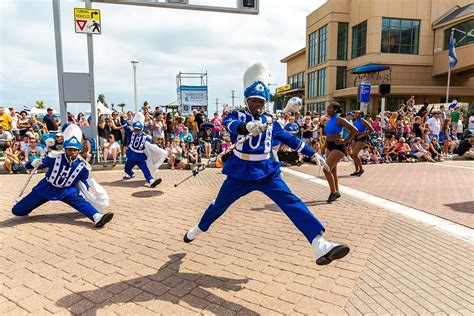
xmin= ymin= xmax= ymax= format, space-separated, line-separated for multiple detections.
xmin=233 ymin=150 xmax=270 ymax=161
xmin=129 ymin=147 xmax=144 ymax=154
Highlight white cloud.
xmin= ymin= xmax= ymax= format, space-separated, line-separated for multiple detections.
xmin=0 ymin=0 xmax=325 ymax=112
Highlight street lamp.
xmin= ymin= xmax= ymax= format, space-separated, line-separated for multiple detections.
xmin=131 ymin=58 xmax=139 ymax=113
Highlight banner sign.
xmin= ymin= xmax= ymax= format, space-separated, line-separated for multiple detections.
xmin=358 ymin=81 xmax=371 ymax=103
xmin=276 ymin=84 xmax=291 ymax=94
xmin=178 ymin=85 xmax=208 ymax=114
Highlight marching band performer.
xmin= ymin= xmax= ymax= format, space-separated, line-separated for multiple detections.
xmin=184 ymin=62 xmax=350 ymax=266
xmin=12 ymin=125 xmax=114 ymax=227
xmin=123 ymin=112 xmax=167 ymax=187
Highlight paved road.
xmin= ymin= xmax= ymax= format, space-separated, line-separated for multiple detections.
xmin=0 ymin=166 xmax=472 ymax=315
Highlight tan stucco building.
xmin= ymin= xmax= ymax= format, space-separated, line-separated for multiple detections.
xmin=278 ymin=0 xmax=474 ymax=114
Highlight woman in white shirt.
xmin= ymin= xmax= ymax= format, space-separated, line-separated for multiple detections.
xmin=411 ymin=137 xmax=436 ymax=162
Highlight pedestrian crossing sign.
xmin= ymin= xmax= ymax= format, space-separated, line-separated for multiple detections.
xmin=74 ymin=8 xmax=101 ymax=34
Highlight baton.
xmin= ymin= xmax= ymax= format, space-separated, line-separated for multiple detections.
xmin=174 ymin=120 xmax=273 ymax=187
xmin=16 ymin=163 xmax=41 ymax=202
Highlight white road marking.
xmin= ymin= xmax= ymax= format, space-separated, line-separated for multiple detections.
xmin=283 ymin=168 xmax=474 ymax=242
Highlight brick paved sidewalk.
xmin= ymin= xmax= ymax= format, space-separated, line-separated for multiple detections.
xmin=294 ymin=161 xmax=474 ymax=228
xmin=0 ymin=169 xmax=472 ymax=315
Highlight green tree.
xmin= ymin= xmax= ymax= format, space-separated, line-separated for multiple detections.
xmin=98 ymin=94 xmax=108 ymax=108
xmin=35 ymin=100 xmax=45 ymax=109
xmin=117 ymin=103 xmax=126 ymax=113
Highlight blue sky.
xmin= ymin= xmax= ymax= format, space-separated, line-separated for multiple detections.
xmin=0 ymin=0 xmax=324 ymax=113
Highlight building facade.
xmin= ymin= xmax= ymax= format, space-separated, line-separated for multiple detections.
xmin=279 ymin=0 xmax=474 ymax=114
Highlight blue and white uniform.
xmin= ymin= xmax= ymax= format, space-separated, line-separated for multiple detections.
xmin=196 ymin=109 xmax=325 ymax=243
xmin=12 ymin=153 xmax=100 ymax=221
xmin=124 ymin=131 xmax=154 ymax=182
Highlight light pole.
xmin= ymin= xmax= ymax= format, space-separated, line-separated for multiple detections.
xmin=131 ymin=58 xmax=139 ymax=113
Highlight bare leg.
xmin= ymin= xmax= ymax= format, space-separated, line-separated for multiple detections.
xmin=323 ymin=149 xmax=345 ymax=194
xmin=111 ymin=148 xmax=118 ymax=164
xmin=351 ymin=141 xmax=365 ymax=173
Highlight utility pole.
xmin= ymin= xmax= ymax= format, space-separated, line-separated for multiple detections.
xmin=230 ymin=90 xmax=236 ymax=107
xmin=215 ymin=98 xmax=219 ymax=115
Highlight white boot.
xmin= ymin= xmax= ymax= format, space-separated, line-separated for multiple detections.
xmin=183 ymin=225 xmax=203 ymax=243
xmin=312 ymin=235 xmax=350 ymax=266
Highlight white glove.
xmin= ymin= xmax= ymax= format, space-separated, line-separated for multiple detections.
xmin=31 ymin=158 xmax=42 ymax=169
xmin=246 ymin=121 xmax=264 ymax=136
xmin=45 ymin=138 xmax=55 ymax=148
xmin=313 ymin=153 xmax=330 ymax=171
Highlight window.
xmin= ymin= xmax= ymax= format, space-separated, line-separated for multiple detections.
xmin=381 ymin=18 xmax=420 ymax=54
xmin=317 ymin=68 xmax=326 ymax=96
xmin=352 ymin=21 xmax=367 ymax=59
xmin=318 ymin=25 xmax=328 ymax=63
xmin=307 ymin=72 xmax=316 ymax=98
xmin=288 ymin=76 xmax=293 ymax=85
xmin=336 ymin=66 xmax=347 ymax=90
xmin=316 ymin=102 xmax=326 ymax=114
xmin=308 ymin=31 xmax=317 ymax=68
xmin=306 ymin=103 xmax=316 ymax=112
xmin=337 ymin=22 xmax=348 ymax=60
xmin=443 ymin=19 xmax=474 ymax=50
xmin=297 ymin=72 xmax=305 ymax=88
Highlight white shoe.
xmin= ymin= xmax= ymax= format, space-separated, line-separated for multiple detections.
xmin=93 ymin=213 xmax=114 ymax=227
xmin=312 ymin=235 xmax=350 ymax=266
xmin=183 ymin=225 xmax=203 ymax=243
xmin=123 ymin=174 xmax=135 ymax=180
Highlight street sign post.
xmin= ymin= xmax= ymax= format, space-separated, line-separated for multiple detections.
xmin=74 ymin=8 xmax=101 ymax=34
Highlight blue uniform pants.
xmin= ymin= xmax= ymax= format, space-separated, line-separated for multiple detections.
xmin=12 ymin=190 xmax=99 ymax=221
xmin=124 ymin=159 xmax=153 ymax=182
xmin=198 ymin=175 xmax=325 ymax=243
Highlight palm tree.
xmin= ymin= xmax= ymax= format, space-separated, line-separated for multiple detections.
xmin=35 ymin=100 xmax=45 ymax=109
xmin=97 ymin=94 xmax=108 ymax=108
xmin=117 ymin=103 xmax=126 ymax=114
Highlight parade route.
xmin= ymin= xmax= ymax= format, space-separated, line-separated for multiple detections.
xmin=1 ymin=165 xmax=473 ymax=315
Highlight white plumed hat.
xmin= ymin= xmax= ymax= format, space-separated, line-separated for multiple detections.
xmin=133 ymin=112 xmax=145 ymax=129
xmin=63 ymin=124 xmax=83 ymax=150
xmin=243 ymin=62 xmax=270 ymax=102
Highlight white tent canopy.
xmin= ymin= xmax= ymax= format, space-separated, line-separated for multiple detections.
xmin=96 ymin=101 xmax=113 ymax=115
xmin=29 ymin=107 xmax=58 ymax=115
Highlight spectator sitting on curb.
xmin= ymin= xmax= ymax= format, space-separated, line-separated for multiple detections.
xmin=0 ymin=125 xmax=13 ymax=151
xmin=102 ymin=134 xmax=120 ymax=167
xmin=80 ymin=134 xmax=92 ymax=163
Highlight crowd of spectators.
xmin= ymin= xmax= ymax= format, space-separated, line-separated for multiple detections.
xmin=274 ymin=97 xmax=473 ymax=165
xmin=1 ymin=98 xmax=473 ymax=174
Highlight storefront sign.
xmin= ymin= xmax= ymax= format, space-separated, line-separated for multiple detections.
xmin=276 ymin=84 xmax=291 ymax=94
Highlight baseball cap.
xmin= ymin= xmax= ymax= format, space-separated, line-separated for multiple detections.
xmin=8 ymin=107 xmax=14 ymax=111
xmin=56 ymin=132 xmax=63 ymax=136
xmin=47 ymin=107 xmax=53 ymax=111
xmin=346 ymin=112 xmax=354 ymax=116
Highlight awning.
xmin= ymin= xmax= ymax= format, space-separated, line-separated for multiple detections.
xmin=351 ymin=64 xmax=390 ymax=74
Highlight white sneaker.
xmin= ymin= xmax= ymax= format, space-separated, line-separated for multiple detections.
xmin=93 ymin=213 xmax=114 ymax=227
xmin=183 ymin=225 xmax=203 ymax=243
xmin=312 ymin=235 xmax=350 ymax=266
xmin=123 ymin=174 xmax=135 ymax=180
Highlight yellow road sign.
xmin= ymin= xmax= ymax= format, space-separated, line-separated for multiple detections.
xmin=74 ymin=8 xmax=101 ymax=34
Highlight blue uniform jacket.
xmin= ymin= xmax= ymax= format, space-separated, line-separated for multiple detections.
xmin=223 ymin=110 xmax=315 ymax=181
xmin=126 ymin=132 xmax=153 ymax=161
xmin=25 ymin=153 xmax=90 ymax=200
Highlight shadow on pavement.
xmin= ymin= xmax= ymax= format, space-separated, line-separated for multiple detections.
xmin=444 ymin=201 xmax=474 ymax=214
xmin=250 ymin=200 xmax=327 ymax=212
xmin=132 ymin=191 xmax=164 ymax=198
xmin=101 ymin=179 xmax=147 ymax=188
xmin=0 ymin=212 xmax=91 ymax=228
xmin=56 ymin=253 xmax=255 ymax=315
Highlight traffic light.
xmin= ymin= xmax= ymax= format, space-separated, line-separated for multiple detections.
xmin=242 ymin=0 xmax=255 ymax=8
